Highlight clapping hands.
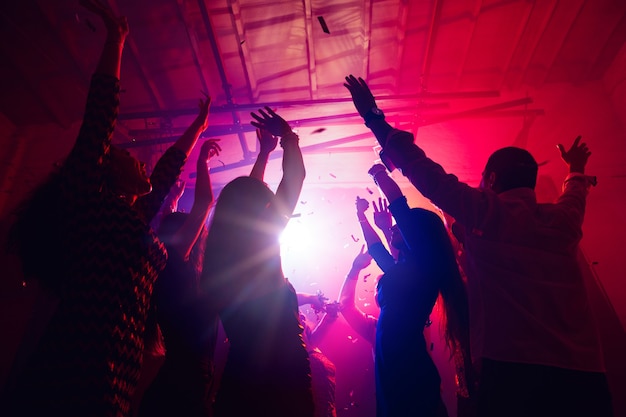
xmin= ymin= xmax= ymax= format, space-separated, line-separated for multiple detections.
xmin=256 ymin=128 xmax=278 ymax=155
xmin=250 ymin=107 xmax=292 ymax=137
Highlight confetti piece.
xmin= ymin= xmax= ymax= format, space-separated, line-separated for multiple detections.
xmin=318 ymin=16 xmax=330 ymax=34
xmin=350 ymin=234 xmax=359 ymax=242
xmin=290 ymin=213 xmax=302 ymax=218
xmin=329 ymin=173 xmax=336 ymax=178
xmin=366 ymin=187 xmax=374 ymax=195
xmin=300 ymin=200 xmax=307 ymax=204
xmin=363 ymin=303 xmax=371 ymax=307
xmin=240 ymin=40 xmax=246 ymax=45
xmin=343 ymin=243 xmax=350 ymax=248
xmin=363 ymin=273 xmax=371 ymax=282
xmin=311 ymin=127 xmax=326 ymax=134
xmin=307 ymin=211 xmax=315 ymax=215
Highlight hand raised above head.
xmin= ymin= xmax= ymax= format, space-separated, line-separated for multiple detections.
xmin=196 ymin=95 xmax=212 ymax=130
xmin=80 ymin=0 xmax=129 ymax=41
xmin=557 ymin=135 xmax=591 ymax=173
xmin=256 ymin=128 xmax=278 ymax=155
xmin=372 ymin=197 xmax=392 ymax=231
xmin=250 ymin=107 xmax=292 ymax=137
xmin=343 ymin=74 xmax=377 ymax=118
xmin=355 ymin=196 xmax=369 ymax=215
xmin=199 ymin=138 xmax=221 ymax=162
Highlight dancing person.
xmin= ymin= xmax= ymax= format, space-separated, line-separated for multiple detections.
xmin=344 ymin=74 xmax=612 ymax=417
xmin=2 ymin=2 xmax=210 ymax=414
xmin=202 ymin=110 xmax=313 ymax=417
xmin=337 ymin=246 xmax=377 ymax=347
xmin=298 ymin=292 xmax=338 ymax=417
xmin=138 ymin=139 xmax=222 ymax=417
xmin=366 ymin=163 xmax=473 ymax=417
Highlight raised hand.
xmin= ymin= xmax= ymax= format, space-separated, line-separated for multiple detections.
xmin=256 ymin=128 xmax=278 ymax=155
xmin=199 ymin=138 xmax=221 ymax=162
xmin=343 ymin=74 xmax=377 ymax=118
xmin=80 ymin=0 xmax=128 ymax=42
xmin=355 ymin=196 xmax=369 ymax=216
xmin=557 ymin=136 xmax=591 ymax=174
xmin=351 ymin=244 xmax=373 ymax=271
xmin=372 ymin=197 xmax=392 ymax=232
xmin=250 ymin=107 xmax=292 ymax=137
xmin=195 ymin=95 xmax=212 ymax=131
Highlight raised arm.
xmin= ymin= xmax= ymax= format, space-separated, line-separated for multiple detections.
xmin=150 ymin=179 xmax=186 ymax=230
xmin=251 ymin=107 xmax=305 ymax=223
xmin=343 ymin=74 xmax=393 ymax=147
xmin=356 ymin=197 xmax=395 ymax=272
xmin=556 ymin=136 xmax=595 ymax=229
xmin=338 ymin=246 xmax=377 ymax=346
xmin=371 ymin=197 xmax=399 ymax=260
xmin=250 ymin=128 xmax=278 ymax=181
xmin=63 ymin=1 xmax=129 ymax=190
xmin=136 ymin=98 xmax=211 ymax=222
xmin=172 ymin=96 xmax=211 ymax=157
xmin=169 ymin=139 xmax=221 ymax=260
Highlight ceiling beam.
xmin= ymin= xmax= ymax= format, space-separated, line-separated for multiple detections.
xmin=175 ymin=0 xmax=210 ymax=95
xmin=497 ymin=0 xmax=535 ymax=89
xmin=227 ymin=0 xmax=255 ymax=102
xmin=198 ymin=0 xmax=252 ymax=160
xmin=394 ymin=0 xmax=410 ymax=93
xmin=454 ymin=0 xmax=483 ymax=90
xmin=107 ymin=0 xmax=167 ymax=110
xmin=302 ymin=0 xmax=317 ymax=99
xmin=420 ymin=0 xmax=444 ymax=91
xmin=502 ymin=0 xmax=559 ymax=90
xmin=118 ymin=90 xmax=498 ymax=120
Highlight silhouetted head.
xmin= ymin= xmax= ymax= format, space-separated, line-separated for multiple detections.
xmin=480 ymin=147 xmax=538 ymax=193
xmin=105 ymin=145 xmax=152 ymax=204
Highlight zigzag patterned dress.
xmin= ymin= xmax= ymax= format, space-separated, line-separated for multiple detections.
xmin=6 ymin=74 xmax=186 ymax=417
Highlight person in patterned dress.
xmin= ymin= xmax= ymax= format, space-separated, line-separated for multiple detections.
xmin=4 ymin=1 xmax=210 ymax=416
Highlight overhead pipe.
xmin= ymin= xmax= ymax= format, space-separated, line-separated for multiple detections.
xmin=117 ymin=90 xmax=498 ymax=120
xmin=197 ymin=0 xmax=251 ymax=160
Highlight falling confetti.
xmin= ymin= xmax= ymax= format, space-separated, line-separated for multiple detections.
xmin=300 ymin=200 xmax=307 ymax=204
xmin=366 ymin=187 xmax=374 ymax=195
xmin=363 ymin=273 xmax=371 ymax=282
xmin=329 ymin=173 xmax=336 ymax=178
xmin=317 ymin=16 xmax=330 ymax=34
xmin=240 ymin=40 xmax=246 ymax=45
xmin=311 ymin=127 xmax=326 ymax=134
xmin=350 ymin=234 xmax=359 ymax=242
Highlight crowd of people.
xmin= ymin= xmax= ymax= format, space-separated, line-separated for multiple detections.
xmin=0 ymin=2 xmax=612 ymax=417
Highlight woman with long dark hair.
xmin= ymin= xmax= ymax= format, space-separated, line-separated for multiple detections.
xmin=366 ymin=163 xmax=473 ymax=417
xmin=139 ymin=139 xmax=221 ymax=417
xmin=202 ymin=109 xmax=313 ymax=417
